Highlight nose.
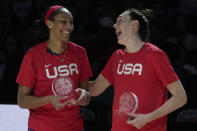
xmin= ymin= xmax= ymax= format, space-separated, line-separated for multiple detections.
xmin=113 ymin=23 xmax=117 ymax=29
xmin=65 ymin=23 xmax=74 ymax=32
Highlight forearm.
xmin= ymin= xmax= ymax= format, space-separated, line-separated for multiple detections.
xmin=18 ymin=95 xmax=51 ymax=109
xmin=88 ymin=80 xmax=98 ymax=96
xmin=148 ymin=92 xmax=187 ymax=122
xmin=89 ymin=74 xmax=110 ymax=96
xmin=89 ymin=84 xmax=100 ymax=96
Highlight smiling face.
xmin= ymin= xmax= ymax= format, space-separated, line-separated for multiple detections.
xmin=47 ymin=8 xmax=74 ymax=43
xmin=113 ymin=11 xmax=138 ymax=46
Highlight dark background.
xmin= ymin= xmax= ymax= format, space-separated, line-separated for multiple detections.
xmin=0 ymin=0 xmax=197 ymax=130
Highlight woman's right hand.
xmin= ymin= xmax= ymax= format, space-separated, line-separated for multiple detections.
xmin=49 ymin=95 xmax=73 ymax=110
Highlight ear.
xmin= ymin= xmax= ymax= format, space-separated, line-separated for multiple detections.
xmin=46 ymin=20 xmax=54 ymax=29
xmin=131 ymin=20 xmax=139 ymax=31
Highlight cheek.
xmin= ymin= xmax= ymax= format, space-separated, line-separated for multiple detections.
xmin=124 ymin=25 xmax=132 ymax=33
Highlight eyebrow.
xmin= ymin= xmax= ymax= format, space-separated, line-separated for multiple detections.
xmin=116 ymin=16 xmax=122 ymax=21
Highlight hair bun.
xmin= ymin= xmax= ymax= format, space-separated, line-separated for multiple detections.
xmin=140 ymin=9 xmax=154 ymax=22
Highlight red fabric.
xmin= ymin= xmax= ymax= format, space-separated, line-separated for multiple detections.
xmin=102 ymin=43 xmax=178 ymax=131
xmin=16 ymin=41 xmax=92 ymax=131
xmin=45 ymin=5 xmax=63 ymax=25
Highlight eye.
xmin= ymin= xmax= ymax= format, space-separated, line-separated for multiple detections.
xmin=59 ymin=20 xmax=73 ymax=26
xmin=116 ymin=19 xmax=122 ymax=25
xmin=61 ymin=20 xmax=67 ymax=24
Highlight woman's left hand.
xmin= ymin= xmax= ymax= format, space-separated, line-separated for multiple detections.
xmin=126 ymin=113 xmax=151 ymax=129
xmin=73 ymin=88 xmax=91 ymax=106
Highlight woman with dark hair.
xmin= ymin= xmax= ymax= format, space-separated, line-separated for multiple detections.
xmin=89 ymin=8 xmax=187 ymax=131
xmin=16 ymin=5 xmax=92 ymax=131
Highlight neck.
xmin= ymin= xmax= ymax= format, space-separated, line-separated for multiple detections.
xmin=125 ymin=38 xmax=144 ymax=53
xmin=47 ymin=39 xmax=67 ymax=54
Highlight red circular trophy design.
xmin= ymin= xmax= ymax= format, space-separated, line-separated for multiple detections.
xmin=52 ymin=76 xmax=76 ymax=102
xmin=118 ymin=92 xmax=138 ymax=120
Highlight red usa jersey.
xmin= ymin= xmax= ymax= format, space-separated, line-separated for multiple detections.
xmin=16 ymin=41 xmax=92 ymax=131
xmin=102 ymin=43 xmax=178 ymax=131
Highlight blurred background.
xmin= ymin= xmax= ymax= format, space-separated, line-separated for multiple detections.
xmin=0 ymin=0 xmax=197 ymax=130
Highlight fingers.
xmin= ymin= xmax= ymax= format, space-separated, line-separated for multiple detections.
xmin=127 ymin=112 xmax=135 ymax=116
xmin=127 ymin=113 xmax=136 ymax=121
xmin=55 ymin=98 xmax=75 ymax=110
xmin=75 ymin=88 xmax=82 ymax=93
xmin=52 ymin=88 xmax=89 ymax=110
xmin=74 ymin=88 xmax=91 ymax=106
xmin=126 ymin=114 xmax=145 ymax=129
xmin=126 ymin=115 xmax=137 ymax=127
xmin=75 ymin=88 xmax=86 ymax=98
xmin=129 ymin=116 xmax=135 ymax=120
xmin=74 ymin=88 xmax=86 ymax=102
xmin=51 ymin=95 xmax=70 ymax=110
xmin=61 ymin=98 xmax=75 ymax=106
xmin=57 ymin=95 xmax=68 ymax=101
xmin=73 ymin=94 xmax=85 ymax=105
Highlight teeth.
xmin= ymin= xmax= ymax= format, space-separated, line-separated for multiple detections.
xmin=63 ymin=31 xmax=69 ymax=34
xmin=62 ymin=31 xmax=69 ymax=37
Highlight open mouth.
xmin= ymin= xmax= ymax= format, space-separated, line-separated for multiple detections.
xmin=116 ymin=31 xmax=122 ymax=38
xmin=62 ymin=31 xmax=69 ymax=36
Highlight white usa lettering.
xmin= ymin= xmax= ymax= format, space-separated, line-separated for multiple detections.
xmin=117 ymin=63 xmax=142 ymax=75
xmin=45 ymin=63 xmax=78 ymax=79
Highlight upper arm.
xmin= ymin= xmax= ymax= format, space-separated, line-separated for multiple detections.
xmin=89 ymin=73 xmax=110 ymax=96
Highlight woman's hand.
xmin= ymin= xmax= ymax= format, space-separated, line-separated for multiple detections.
xmin=49 ymin=95 xmax=72 ymax=110
xmin=126 ymin=113 xmax=151 ymax=129
xmin=73 ymin=88 xmax=91 ymax=106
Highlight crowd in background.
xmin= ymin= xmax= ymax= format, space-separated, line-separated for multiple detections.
xmin=0 ymin=0 xmax=197 ymax=130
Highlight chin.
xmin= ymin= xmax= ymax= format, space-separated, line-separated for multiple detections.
xmin=117 ymin=40 xmax=124 ymax=46
xmin=61 ymin=37 xmax=69 ymax=42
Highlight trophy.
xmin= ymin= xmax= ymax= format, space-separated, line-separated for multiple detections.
xmin=117 ymin=92 xmax=138 ymax=120
xmin=52 ymin=76 xmax=78 ymax=103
